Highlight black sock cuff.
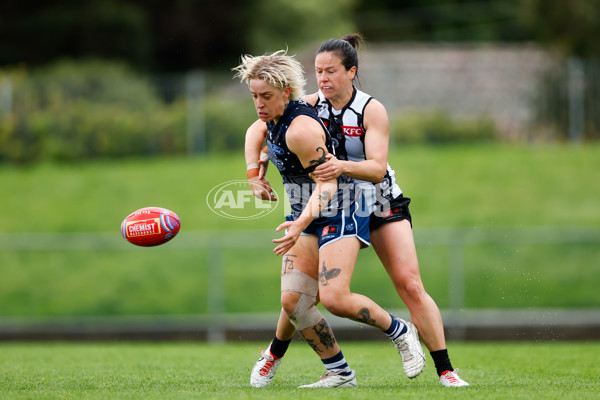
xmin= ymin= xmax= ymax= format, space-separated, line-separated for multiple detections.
xmin=430 ymin=349 xmax=453 ymax=376
xmin=270 ymin=335 xmax=292 ymax=359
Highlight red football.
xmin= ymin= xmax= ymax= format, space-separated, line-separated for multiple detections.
xmin=120 ymin=207 xmax=181 ymax=247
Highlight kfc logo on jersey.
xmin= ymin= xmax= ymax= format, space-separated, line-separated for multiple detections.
xmin=341 ymin=126 xmax=364 ymax=136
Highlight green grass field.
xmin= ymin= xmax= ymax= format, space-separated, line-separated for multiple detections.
xmin=0 ymin=144 xmax=599 ymax=316
xmin=1 ymin=341 xmax=598 ymax=399
xmin=1 ymin=143 xmax=599 ymax=232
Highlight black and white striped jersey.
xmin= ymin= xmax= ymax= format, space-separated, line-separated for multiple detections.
xmin=314 ymin=87 xmax=403 ymax=207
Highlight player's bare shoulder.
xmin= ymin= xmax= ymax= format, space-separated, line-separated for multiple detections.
xmin=286 ymin=115 xmax=328 ymax=165
xmin=302 ymin=92 xmax=319 ymax=107
xmin=364 ymin=98 xmax=389 ymax=132
xmin=287 ymin=114 xmax=325 ymax=144
xmin=364 ymin=98 xmax=389 ymax=120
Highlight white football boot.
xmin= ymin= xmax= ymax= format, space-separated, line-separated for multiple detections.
xmin=298 ymin=370 xmax=357 ymax=388
xmin=440 ymin=369 xmax=470 ymax=387
xmin=250 ymin=348 xmax=282 ymax=388
xmin=391 ymin=320 xmax=426 ymax=378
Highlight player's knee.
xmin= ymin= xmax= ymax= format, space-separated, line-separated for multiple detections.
xmin=319 ymin=291 xmax=351 ymax=318
xmin=288 ymin=293 xmax=322 ymax=330
xmin=396 ymin=277 xmax=425 ymax=301
xmin=281 ymin=271 xmax=321 ymax=331
xmin=280 ymin=291 xmax=299 ymax=316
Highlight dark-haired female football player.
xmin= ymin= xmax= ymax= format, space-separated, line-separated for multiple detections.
xmin=235 ymin=49 xmax=424 ymax=388
xmin=245 ymin=34 xmax=468 ymax=388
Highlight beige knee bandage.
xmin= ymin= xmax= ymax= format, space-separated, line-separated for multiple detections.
xmin=281 ymin=271 xmax=322 ymax=331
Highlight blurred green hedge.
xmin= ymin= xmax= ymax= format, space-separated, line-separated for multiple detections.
xmin=0 ymin=60 xmax=189 ymax=163
xmin=0 ymin=60 xmax=262 ymax=163
xmin=0 ymin=60 xmax=499 ymax=164
xmin=390 ymin=110 xmax=497 ymax=144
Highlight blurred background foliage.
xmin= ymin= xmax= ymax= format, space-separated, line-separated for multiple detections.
xmin=1 ymin=0 xmax=599 ymax=163
xmin=2 ymin=0 xmax=599 ymax=72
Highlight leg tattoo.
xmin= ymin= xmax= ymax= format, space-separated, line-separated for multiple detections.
xmin=299 ymin=318 xmax=337 ymax=355
xmin=313 ymin=319 xmax=336 ymax=349
xmin=354 ymin=308 xmax=376 ymax=325
xmin=300 ymin=333 xmax=321 ymax=354
xmin=319 ymin=262 xmax=341 ymax=286
xmin=282 ymin=254 xmax=297 ymax=274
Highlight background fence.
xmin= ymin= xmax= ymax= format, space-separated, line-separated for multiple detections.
xmin=1 ymin=44 xmax=600 ymax=164
xmin=1 ymin=226 xmax=599 ymax=342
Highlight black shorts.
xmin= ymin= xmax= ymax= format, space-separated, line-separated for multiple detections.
xmin=369 ymin=195 xmax=412 ymax=231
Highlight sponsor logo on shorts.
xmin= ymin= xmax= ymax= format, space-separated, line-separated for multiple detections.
xmin=381 ymin=207 xmax=402 ymax=219
xmin=322 ymin=225 xmax=338 ymax=236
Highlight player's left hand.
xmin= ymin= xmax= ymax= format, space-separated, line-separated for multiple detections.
xmin=311 ymin=154 xmax=343 ymax=181
xmin=272 ymin=220 xmax=302 ymax=256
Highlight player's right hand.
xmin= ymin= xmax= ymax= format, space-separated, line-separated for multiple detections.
xmin=248 ymin=176 xmax=277 ymax=201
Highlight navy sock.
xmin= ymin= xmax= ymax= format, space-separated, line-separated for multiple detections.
xmin=430 ymin=349 xmax=453 ymax=376
xmin=269 ymin=336 xmax=291 ymax=359
xmin=321 ymin=351 xmax=352 ymax=375
xmin=384 ymin=314 xmax=408 ymax=340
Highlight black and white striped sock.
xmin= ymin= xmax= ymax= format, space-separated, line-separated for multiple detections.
xmin=321 ymin=351 xmax=352 ymax=376
xmin=384 ymin=313 xmax=408 ymax=340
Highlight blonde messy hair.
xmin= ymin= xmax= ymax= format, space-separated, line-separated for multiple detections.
xmin=232 ymin=50 xmax=306 ymax=101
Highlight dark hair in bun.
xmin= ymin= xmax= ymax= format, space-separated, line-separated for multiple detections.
xmin=316 ymin=33 xmax=364 ymax=73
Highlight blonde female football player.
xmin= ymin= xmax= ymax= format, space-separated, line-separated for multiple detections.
xmin=245 ymin=34 xmax=468 ymax=388
xmin=235 ymin=49 xmax=424 ymax=388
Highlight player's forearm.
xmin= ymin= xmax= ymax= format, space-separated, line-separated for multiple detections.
xmin=245 ymin=133 xmax=263 ymax=167
xmin=244 ymin=121 xmax=267 ymax=166
xmin=339 ymin=159 xmax=386 ymax=183
xmin=295 ymin=180 xmax=337 ymax=229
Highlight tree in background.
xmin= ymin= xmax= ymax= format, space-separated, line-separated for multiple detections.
xmin=0 ymin=0 xmax=355 ymax=72
xmin=242 ymin=0 xmax=356 ymax=54
xmin=353 ymin=0 xmax=531 ymax=42
xmin=0 ymin=0 xmax=151 ymax=68
xmin=520 ymin=0 xmax=600 ymax=59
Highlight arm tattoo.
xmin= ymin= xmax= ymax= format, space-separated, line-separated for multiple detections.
xmin=319 ymin=262 xmax=341 ymax=286
xmin=308 ymin=146 xmax=327 ymax=167
xmin=318 ymin=190 xmax=329 ymax=208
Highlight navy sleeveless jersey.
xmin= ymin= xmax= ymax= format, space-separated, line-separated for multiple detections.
xmin=266 ymin=100 xmax=353 ymax=220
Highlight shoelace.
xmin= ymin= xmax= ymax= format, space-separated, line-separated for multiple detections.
xmin=258 ymin=348 xmax=276 ymax=376
xmin=442 ymin=369 xmax=461 ymax=383
xmin=318 ymin=370 xmax=352 ymax=380
xmin=259 ymin=359 xmax=275 ymax=376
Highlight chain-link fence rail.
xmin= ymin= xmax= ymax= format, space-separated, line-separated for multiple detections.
xmin=1 ymin=227 xmax=599 ymax=342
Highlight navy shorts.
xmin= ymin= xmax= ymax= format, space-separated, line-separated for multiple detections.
xmin=369 ymin=195 xmax=412 ymax=231
xmin=288 ymin=203 xmax=370 ymax=250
